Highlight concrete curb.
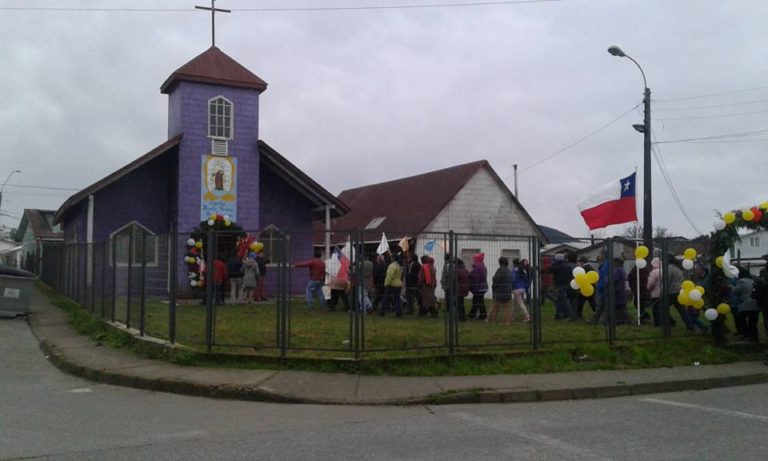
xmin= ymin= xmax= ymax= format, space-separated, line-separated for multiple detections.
xmin=36 ymin=336 xmax=768 ymax=406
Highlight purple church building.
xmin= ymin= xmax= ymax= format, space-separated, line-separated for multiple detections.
xmin=54 ymin=47 xmax=348 ymax=295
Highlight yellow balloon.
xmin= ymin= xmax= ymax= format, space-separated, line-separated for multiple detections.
xmin=695 ymin=285 xmax=705 ymax=296
xmin=575 ymin=273 xmax=588 ymax=286
xmin=683 ymin=248 xmax=697 ymax=260
xmin=635 ymin=245 xmax=649 ymax=259
xmin=210 ymin=213 xmax=217 ymax=220
xmin=586 ymin=271 xmax=599 ymax=284
xmin=692 ymin=299 xmax=705 ymax=309
xmin=681 ymin=280 xmax=695 ymax=292
xmin=760 ymin=201 xmax=768 ymax=211
xmin=743 ymin=210 xmax=755 ymax=221
xmin=715 ymin=256 xmax=724 ymax=268
xmin=580 ymin=284 xmax=595 ymax=297
xmin=723 ymin=212 xmax=735 ymax=224
xmin=195 ymin=241 xmax=203 ymax=249
xmin=716 ymin=303 xmax=731 ymax=315
xmin=224 ymin=220 xmax=231 ymax=227
xmin=678 ymin=291 xmax=691 ymax=306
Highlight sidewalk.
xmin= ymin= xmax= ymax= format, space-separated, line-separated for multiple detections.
xmin=26 ymin=288 xmax=768 ymax=405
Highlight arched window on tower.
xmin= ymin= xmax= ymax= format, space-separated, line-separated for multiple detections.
xmin=208 ymin=96 xmax=233 ymax=156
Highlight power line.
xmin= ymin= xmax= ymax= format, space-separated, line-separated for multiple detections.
xmin=655 ymin=108 xmax=768 ymax=121
xmin=654 ymin=98 xmax=768 ymax=112
xmin=653 ymin=129 xmax=768 ymax=144
xmin=0 ymin=0 xmax=566 ymax=13
xmin=650 ymin=135 xmax=703 ymax=236
xmin=2 ymin=184 xmax=81 ymax=192
xmin=516 ymin=103 xmax=641 ymax=173
xmin=654 ymin=86 xmax=768 ymax=103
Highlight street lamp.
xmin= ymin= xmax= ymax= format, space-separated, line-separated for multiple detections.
xmin=608 ymin=45 xmax=652 ymax=248
xmin=0 ymin=169 xmax=22 ymax=216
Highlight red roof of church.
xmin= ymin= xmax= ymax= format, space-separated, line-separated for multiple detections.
xmin=160 ymin=46 xmax=268 ymax=94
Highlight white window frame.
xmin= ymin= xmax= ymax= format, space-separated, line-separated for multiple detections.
xmin=109 ymin=221 xmax=158 ymax=267
xmin=259 ymin=224 xmax=286 ymax=265
xmin=207 ymin=96 xmax=234 ymax=141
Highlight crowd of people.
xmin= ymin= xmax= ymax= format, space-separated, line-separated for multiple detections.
xmin=293 ymin=249 xmax=536 ymax=324
xmin=542 ymin=250 xmax=768 ymax=343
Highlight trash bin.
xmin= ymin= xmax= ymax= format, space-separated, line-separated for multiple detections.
xmin=0 ymin=264 xmax=37 ymax=318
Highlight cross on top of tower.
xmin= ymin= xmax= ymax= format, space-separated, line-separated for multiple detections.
xmin=195 ymin=0 xmax=231 ymax=47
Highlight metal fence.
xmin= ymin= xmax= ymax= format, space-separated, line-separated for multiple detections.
xmin=42 ymin=229 xmax=722 ymax=358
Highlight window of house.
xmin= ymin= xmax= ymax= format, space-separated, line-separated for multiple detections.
xmin=460 ymin=248 xmax=481 ymax=265
xmin=208 ymin=96 xmax=233 ymax=156
xmin=750 ymin=237 xmax=760 ymax=247
xmin=110 ymin=222 xmax=157 ymax=266
xmin=501 ymin=249 xmax=522 ymax=261
xmin=259 ymin=225 xmax=286 ymax=264
xmin=208 ymin=96 xmax=233 ymax=139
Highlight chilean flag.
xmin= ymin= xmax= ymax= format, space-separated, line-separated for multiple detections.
xmin=578 ymin=172 xmax=638 ymax=231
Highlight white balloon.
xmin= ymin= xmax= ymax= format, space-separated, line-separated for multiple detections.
xmin=713 ymin=219 xmax=726 ymax=231
xmin=722 ymin=252 xmax=739 ymax=279
xmin=635 ymin=258 xmax=647 ymax=269
xmin=207 ymin=219 xmax=215 ymax=226
xmin=572 ymin=267 xmax=586 ymax=277
xmin=186 ymin=238 xmax=196 ymax=246
xmin=682 ymin=259 xmax=694 ymax=270
xmin=688 ymin=289 xmax=702 ymax=302
xmin=704 ymin=308 xmax=719 ymax=321
xmin=570 ymin=279 xmax=581 ymax=290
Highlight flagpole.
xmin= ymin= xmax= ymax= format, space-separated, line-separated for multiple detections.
xmin=633 ymin=167 xmax=641 ymax=326
xmin=635 ymin=239 xmax=641 ymax=326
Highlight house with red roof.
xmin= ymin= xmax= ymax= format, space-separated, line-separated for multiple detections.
xmin=320 ymin=160 xmax=546 ymax=296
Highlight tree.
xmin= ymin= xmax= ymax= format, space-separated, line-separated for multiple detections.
xmin=622 ymin=224 xmax=670 ymax=239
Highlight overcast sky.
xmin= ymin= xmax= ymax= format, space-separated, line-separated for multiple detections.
xmin=1 ymin=0 xmax=767 ymax=239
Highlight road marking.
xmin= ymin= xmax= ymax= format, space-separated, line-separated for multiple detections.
xmin=447 ymin=411 xmax=614 ymax=461
xmin=639 ymin=397 xmax=768 ymax=422
xmin=154 ymin=430 xmax=208 ymax=440
xmin=69 ymin=388 xmax=93 ymax=393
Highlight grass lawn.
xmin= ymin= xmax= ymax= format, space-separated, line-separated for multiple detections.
xmin=49 ymin=286 xmax=758 ymax=376
xmin=128 ymin=295 xmax=705 ymax=358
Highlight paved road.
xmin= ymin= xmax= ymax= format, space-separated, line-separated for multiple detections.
xmin=2 ymin=317 xmax=767 ymax=460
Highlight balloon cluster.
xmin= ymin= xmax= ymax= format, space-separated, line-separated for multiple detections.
xmin=570 ymin=266 xmax=599 ymax=297
xmin=204 ymin=213 xmax=232 ymax=229
xmin=704 ymin=303 xmax=732 ymax=321
xmin=713 ymin=202 xmax=768 ymax=230
xmin=677 ymin=280 xmax=705 ymax=310
xmin=634 ymin=245 xmax=649 ymax=269
xmin=681 ymin=248 xmax=697 ymax=271
xmin=184 ymin=238 xmax=205 ymax=287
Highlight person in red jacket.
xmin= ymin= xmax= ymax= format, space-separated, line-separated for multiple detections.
xmin=211 ymin=259 xmax=228 ymax=305
xmin=294 ymin=257 xmax=326 ymax=309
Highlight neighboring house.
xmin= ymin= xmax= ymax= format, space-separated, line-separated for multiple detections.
xmin=53 ymin=46 xmax=348 ymax=295
xmin=0 ymin=239 xmax=22 ymax=268
xmin=731 ymin=229 xmax=768 ymax=275
xmin=14 ymin=209 xmax=63 ymax=273
xmin=322 ymin=160 xmax=547 ymax=297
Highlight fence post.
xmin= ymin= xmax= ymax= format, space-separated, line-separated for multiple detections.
xmin=446 ymin=231 xmax=456 ymax=355
xmin=205 ymin=229 xmax=214 ymax=353
xmin=140 ymin=232 xmax=147 ymax=336
xmin=660 ymin=239 xmax=672 ymax=337
xmin=101 ymin=241 xmax=107 ymax=319
xmin=606 ymin=239 xmax=616 ymax=345
xmin=111 ymin=238 xmax=117 ymax=322
xmin=531 ymin=236 xmax=541 ymax=350
xmin=126 ymin=229 xmax=134 ymax=328
xmin=90 ymin=243 xmax=96 ymax=313
xmin=169 ymin=228 xmax=177 ymax=344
